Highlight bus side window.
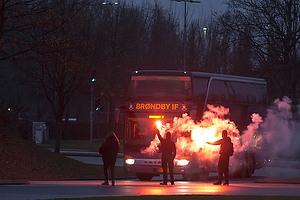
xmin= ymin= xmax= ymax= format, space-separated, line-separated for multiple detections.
xmin=247 ymin=83 xmax=256 ymax=103
xmin=208 ymin=80 xmax=229 ymax=103
xmin=231 ymin=81 xmax=245 ymax=103
xmin=193 ymin=77 xmax=208 ymax=98
xmin=257 ymin=84 xmax=268 ymax=104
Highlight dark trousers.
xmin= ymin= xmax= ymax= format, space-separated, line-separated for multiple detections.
xmin=162 ymin=158 xmax=174 ymax=184
xmin=103 ymin=163 xmax=115 ymax=182
xmin=217 ymin=154 xmax=230 ymax=183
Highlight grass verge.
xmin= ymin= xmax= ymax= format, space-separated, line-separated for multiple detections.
xmin=0 ymin=134 xmax=132 ymax=180
xmin=40 ymin=139 xmax=124 ymax=153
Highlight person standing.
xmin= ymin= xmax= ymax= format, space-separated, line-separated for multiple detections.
xmin=156 ymin=130 xmax=176 ymax=185
xmin=207 ymin=130 xmax=232 ymax=186
xmin=99 ymin=131 xmax=120 ymax=186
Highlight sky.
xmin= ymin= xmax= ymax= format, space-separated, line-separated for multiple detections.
xmin=124 ymin=0 xmax=227 ymax=25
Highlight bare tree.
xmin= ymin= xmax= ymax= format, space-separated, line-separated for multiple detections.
xmin=146 ymin=3 xmax=181 ymax=70
xmin=16 ymin=0 xmax=93 ymax=153
xmin=220 ymin=0 xmax=300 ymax=102
xmin=0 ymin=0 xmax=47 ymax=61
xmin=186 ymin=20 xmax=204 ymax=71
xmin=91 ymin=2 xmax=154 ymax=118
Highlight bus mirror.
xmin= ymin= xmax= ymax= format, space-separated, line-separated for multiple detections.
xmin=114 ymin=108 xmax=121 ymax=124
xmin=114 ymin=105 xmax=125 ymax=124
xmin=189 ymin=110 xmax=197 ymax=120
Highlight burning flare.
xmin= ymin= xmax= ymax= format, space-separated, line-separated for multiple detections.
xmin=156 ymin=120 xmax=162 ymax=130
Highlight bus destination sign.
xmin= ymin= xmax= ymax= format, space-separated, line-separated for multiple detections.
xmin=127 ymin=102 xmax=188 ymax=112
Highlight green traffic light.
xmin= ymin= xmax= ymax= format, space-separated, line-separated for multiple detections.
xmin=91 ymin=78 xmax=96 ymax=82
xmin=95 ymin=106 xmax=103 ymax=111
xmin=94 ymin=98 xmax=103 ymax=111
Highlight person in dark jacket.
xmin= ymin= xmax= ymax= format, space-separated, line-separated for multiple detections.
xmin=99 ymin=131 xmax=120 ymax=186
xmin=207 ymin=130 xmax=231 ymax=186
xmin=156 ymin=130 xmax=176 ymax=185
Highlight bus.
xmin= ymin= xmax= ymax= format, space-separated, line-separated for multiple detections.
xmin=114 ymin=70 xmax=268 ymax=181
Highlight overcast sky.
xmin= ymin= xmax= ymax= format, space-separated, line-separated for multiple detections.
xmin=124 ymin=0 xmax=227 ymax=20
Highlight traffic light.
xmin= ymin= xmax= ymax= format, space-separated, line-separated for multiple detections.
xmin=94 ymin=98 xmax=103 ymax=111
xmin=91 ymin=69 xmax=96 ymax=82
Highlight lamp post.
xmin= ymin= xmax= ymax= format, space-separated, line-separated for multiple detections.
xmin=90 ymin=69 xmax=96 ymax=150
xmin=171 ymin=0 xmax=201 ymax=71
xmin=102 ymin=1 xmax=119 ymax=16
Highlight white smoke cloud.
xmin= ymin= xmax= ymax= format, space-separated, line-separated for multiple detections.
xmin=239 ymin=113 xmax=263 ymax=152
xmin=261 ymin=96 xmax=299 ymax=159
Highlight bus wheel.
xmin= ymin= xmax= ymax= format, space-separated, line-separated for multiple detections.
xmin=136 ymin=173 xmax=154 ymax=181
xmin=237 ymin=161 xmax=247 ymax=178
xmin=199 ymin=162 xmax=210 ymax=181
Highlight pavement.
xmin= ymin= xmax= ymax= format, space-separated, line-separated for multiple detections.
xmin=58 ymin=148 xmax=124 ymax=158
xmin=1 ymin=149 xmax=300 ymax=185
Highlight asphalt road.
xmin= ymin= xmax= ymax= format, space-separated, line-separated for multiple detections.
xmin=1 ymin=150 xmax=299 ymax=200
xmin=1 ymin=177 xmax=300 ymax=200
xmin=67 ymin=154 xmax=300 ymax=179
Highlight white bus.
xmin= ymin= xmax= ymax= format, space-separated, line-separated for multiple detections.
xmin=114 ymin=70 xmax=268 ymax=181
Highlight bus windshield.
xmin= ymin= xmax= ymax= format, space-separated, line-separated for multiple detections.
xmin=128 ymin=75 xmax=192 ymax=99
xmin=124 ymin=112 xmax=180 ymax=152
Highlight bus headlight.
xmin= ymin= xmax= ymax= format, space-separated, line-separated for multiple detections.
xmin=125 ymin=158 xmax=135 ymax=165
xmin=177 ymin=159 xmax=190 ymax=166
xmin=124 ymin=155 xmax=135 ymax=165
xmin=176 ymin=156 xmax=190 ymax=166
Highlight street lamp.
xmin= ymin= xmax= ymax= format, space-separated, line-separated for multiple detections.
xmin=102 ymin=1 xmax=119 ymax=16
xmin=203 ymin=27 xmax=207 ymax=39
xmin=171 ymin=0 xmax=201 ymax=71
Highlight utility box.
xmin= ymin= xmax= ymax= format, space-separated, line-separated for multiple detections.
xmin=32 ymin=122 xmax=49 ymax=144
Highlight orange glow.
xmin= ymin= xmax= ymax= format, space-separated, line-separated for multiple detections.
xmin=124 ymin=155 xmax=133 ymax=159
xmin=142 ymin=104 xmax=263 ymax=175
xmin=175 ymin=184 xmax=223 ymax=194
xmin=191 ymin=127 xmax=217 ymax=147
xmin=155 ymin=120 xmax=162 ymax=130
xmin=143 ymin=105 xmax=241 ymax=164
xmin=135 ymin=182 xmax=228 ymax=196
xmin=138 ymin=187 xmax=170 ymax=195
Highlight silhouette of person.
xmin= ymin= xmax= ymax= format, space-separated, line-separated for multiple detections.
xmin=156 ymin=130 xmax=176 ymax=185
xmin=99 ymin=131 xmax=120 ymax=186
xmin=207 ymin=130 xmax=232 ymax=186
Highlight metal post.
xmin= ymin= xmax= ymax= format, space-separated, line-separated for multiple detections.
xmin=184 ymin=1 xmax=187 ymax=71
xmin=171 ymin=0 xmax=201 ymax=71
xmin=107 ymin=101 xmax=110 ymax=123
xmin=90 ymin=74 xmax=94 ymax=150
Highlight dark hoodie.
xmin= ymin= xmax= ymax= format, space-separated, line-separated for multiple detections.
xmin=99 ymin=133 xmax=120 ymax=165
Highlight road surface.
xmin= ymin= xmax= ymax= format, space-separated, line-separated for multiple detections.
xmin=1 ymin=150 xmax=298 ymax=200
xmin=0 ymin=177 xmax=300 ymax=200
